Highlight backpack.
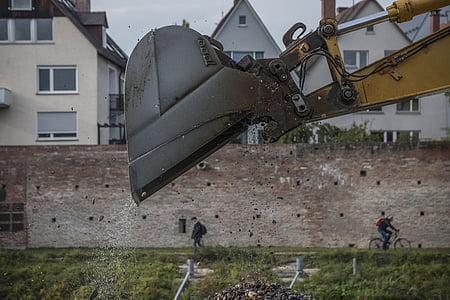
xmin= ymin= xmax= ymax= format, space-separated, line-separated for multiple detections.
xmin=200 ymin=223 xmax=207 ymax=235
xmin=375 ymin=217 xmax=385 ymax=227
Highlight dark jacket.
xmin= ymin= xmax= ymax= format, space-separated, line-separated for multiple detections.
xmin=191 ymin=222 xmax=203 ymax=240
xmin=379 ymin=218 xmax=397 ymax=232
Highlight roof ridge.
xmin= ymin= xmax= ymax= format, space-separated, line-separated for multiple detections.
xmin=212 ymin=0 xmax=281 ymax=53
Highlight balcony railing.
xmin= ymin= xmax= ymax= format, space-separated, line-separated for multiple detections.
xmin=110 ymin=94 xmax=124 ymax=113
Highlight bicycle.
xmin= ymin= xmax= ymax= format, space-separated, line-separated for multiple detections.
xmin=369 ymin=230 xmax=411 ymax=250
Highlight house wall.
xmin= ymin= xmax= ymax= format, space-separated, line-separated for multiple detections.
xmin=0 ymin=17 xmax=100 ymax=145
xmin=303 ymin=1 xmax=449 ymax=140
xmin=213 ymin=1 xmax=280 ymax=58
xmin=213 ymin=0 xmax=281 ymax=144
xmin=97 ymin=56 xmax=110 ymax=145
xmin=1 ymin=144 xmax=449 ymax=249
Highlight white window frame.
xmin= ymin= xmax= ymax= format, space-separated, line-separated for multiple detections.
xmin=343 ymin=50 xmax=369 ymax=71
xmin=36 ymin=112 xmax=78 ymax=142
xmin=10 ymin=0 xmax=33 ymax=11
xmin=238 ymin=15 xmax=247 ymax=27
xmin=13 ymin=18 xmax=33 ymax=43
xmin=37 ymin=65 xmax=78 ymax=94
xmin=0 ymin=19 xmax=53 ymax=43
xmin=372 ymin=130 xmax=421 ymax=143
xmin=35 ymin=18 xmax=53 ymax=43
xmin=396 ymin=98 xmax=420 ymax=113
xmin=0 ymin=19 xmax=9 ymax=43
xmin=397 ymin=130 xmax=420 ymax=142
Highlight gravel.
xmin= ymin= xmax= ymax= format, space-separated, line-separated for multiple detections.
xmin=206 ymin=281 xmax=312 ymax=300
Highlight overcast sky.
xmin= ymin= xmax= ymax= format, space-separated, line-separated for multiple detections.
xmin=92 ymin=0 xmax=393 ymax=55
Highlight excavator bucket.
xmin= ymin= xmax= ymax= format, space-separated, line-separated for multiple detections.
xmin=125 ymin=26 xmax=260 ymax=204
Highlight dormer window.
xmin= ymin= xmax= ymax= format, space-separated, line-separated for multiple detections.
xmin=10 ymin=0 xmax=33 ymax=11
xmin=239 ymin=15 xmax=247 ymax=26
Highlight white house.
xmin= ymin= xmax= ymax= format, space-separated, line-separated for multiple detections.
xmin=304 ymin=0 xmax=449 ymax=142
xmin=212 ymin=0 xmax=281 ymax=144
xmin=0 ymin=0 xmax=127 ymax=146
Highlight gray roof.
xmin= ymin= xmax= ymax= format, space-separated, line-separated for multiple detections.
xmin=78 ymin=12 xmax=109 ymax=28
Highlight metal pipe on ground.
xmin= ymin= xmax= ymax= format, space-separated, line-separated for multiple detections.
xmin=289 ymin=257 xmax=304 ymax=289
xmin=174 ymin=259 xmax=194 ymax=300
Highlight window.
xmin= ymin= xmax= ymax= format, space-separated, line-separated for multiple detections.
xmin=0 ymin=186 xmax=5 ymax=202
xmin=38 ymin=66 xmax=77 ymax=93
xmin=239 ymin=15 xmax=247 ymax=26
xmin=397 ymin=98 xmax=419 ymax=112
xmin=37 ymin=112 xmax=78 ymax=140
xmin=233 ymin=51 xmax=253 ymax=62
xmin=255 ymin=52 xmax=264 ymax=59
xmin=343 ymin=50 xmax=368 ymax=71
xmin=397 ymin=131 xmax=420 ymax=142
xmin=178 ymin=218 xmax=187 ymax=234
xmin=14 ymin=19 xmax=31 ymax=41
xmin=371 ymin=130 xmax=420 ymax=143
xmin=36 ymin=19 xmax=53 ymax=41
xmin=386 ymin=131 xmax=395 ymax=143
xmin=385 ymin=50 xmax=396 ymax=57
xmin=0 ymin=203 xmax=25 ymax=233
xmin=366 ymin=25 xmax=375 ymax=34
xmin=10 ymin=0 xmax=32 ymax=11
xmin=0 ymin=20 xmax=8 ymax=41
xmin=362 ymin=106 xmax=383 ymax=113
xmin=0 ymin=19 xmax=52 ymax=42
xmin=370 ymin=131 xmax=384 ymax=143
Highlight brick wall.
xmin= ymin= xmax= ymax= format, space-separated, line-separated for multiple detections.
xmin=1 ymin=143 xmax=449 ymax=249
xmin=0 ymin=147 xmax=28 ymax=249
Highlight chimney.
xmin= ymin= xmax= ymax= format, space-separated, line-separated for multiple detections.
xmin=337 ymin=7 xmax=348 ymax=14
xmin=430 ymin=10 xmax=441 ymax=33
xmin=321 ymin=0 xmax=336 ymax=19
xmin=76 ymin=0 xmax=91 ymax=12
xmin=182 ymin=19 xmax=190 ymax=28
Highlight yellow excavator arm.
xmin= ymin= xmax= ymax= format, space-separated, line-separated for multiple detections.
xmin=124 ymin=0 xmax=450 ymax=204
xmin=387 ymin=0 xmax=449 ymax=22
xmin=307 ymin=27 xmax=449 ymax=122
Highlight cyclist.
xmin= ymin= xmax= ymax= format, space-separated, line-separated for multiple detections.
xmin=376 ymin=215 xmax=399 ymax=250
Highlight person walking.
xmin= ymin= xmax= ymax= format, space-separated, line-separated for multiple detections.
xmin=191 ymin=217 xmax=206 ymax=248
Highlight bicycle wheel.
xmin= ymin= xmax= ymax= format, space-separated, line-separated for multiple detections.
xmin=394 ymin=238 xmax=411 ymax=249
xmin=369 ymin=238 xmax=383 ymax=249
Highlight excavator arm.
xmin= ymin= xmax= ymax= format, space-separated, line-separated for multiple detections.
xmin=125 ymin=0 xmax=450 ymax=204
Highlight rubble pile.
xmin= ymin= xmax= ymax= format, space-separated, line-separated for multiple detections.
xmin=207 ymin=282 xmax=312 ymax=300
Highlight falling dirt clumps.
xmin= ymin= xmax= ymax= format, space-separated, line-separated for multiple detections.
xmin=207 ymin=281 xmax=312 ymax=300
